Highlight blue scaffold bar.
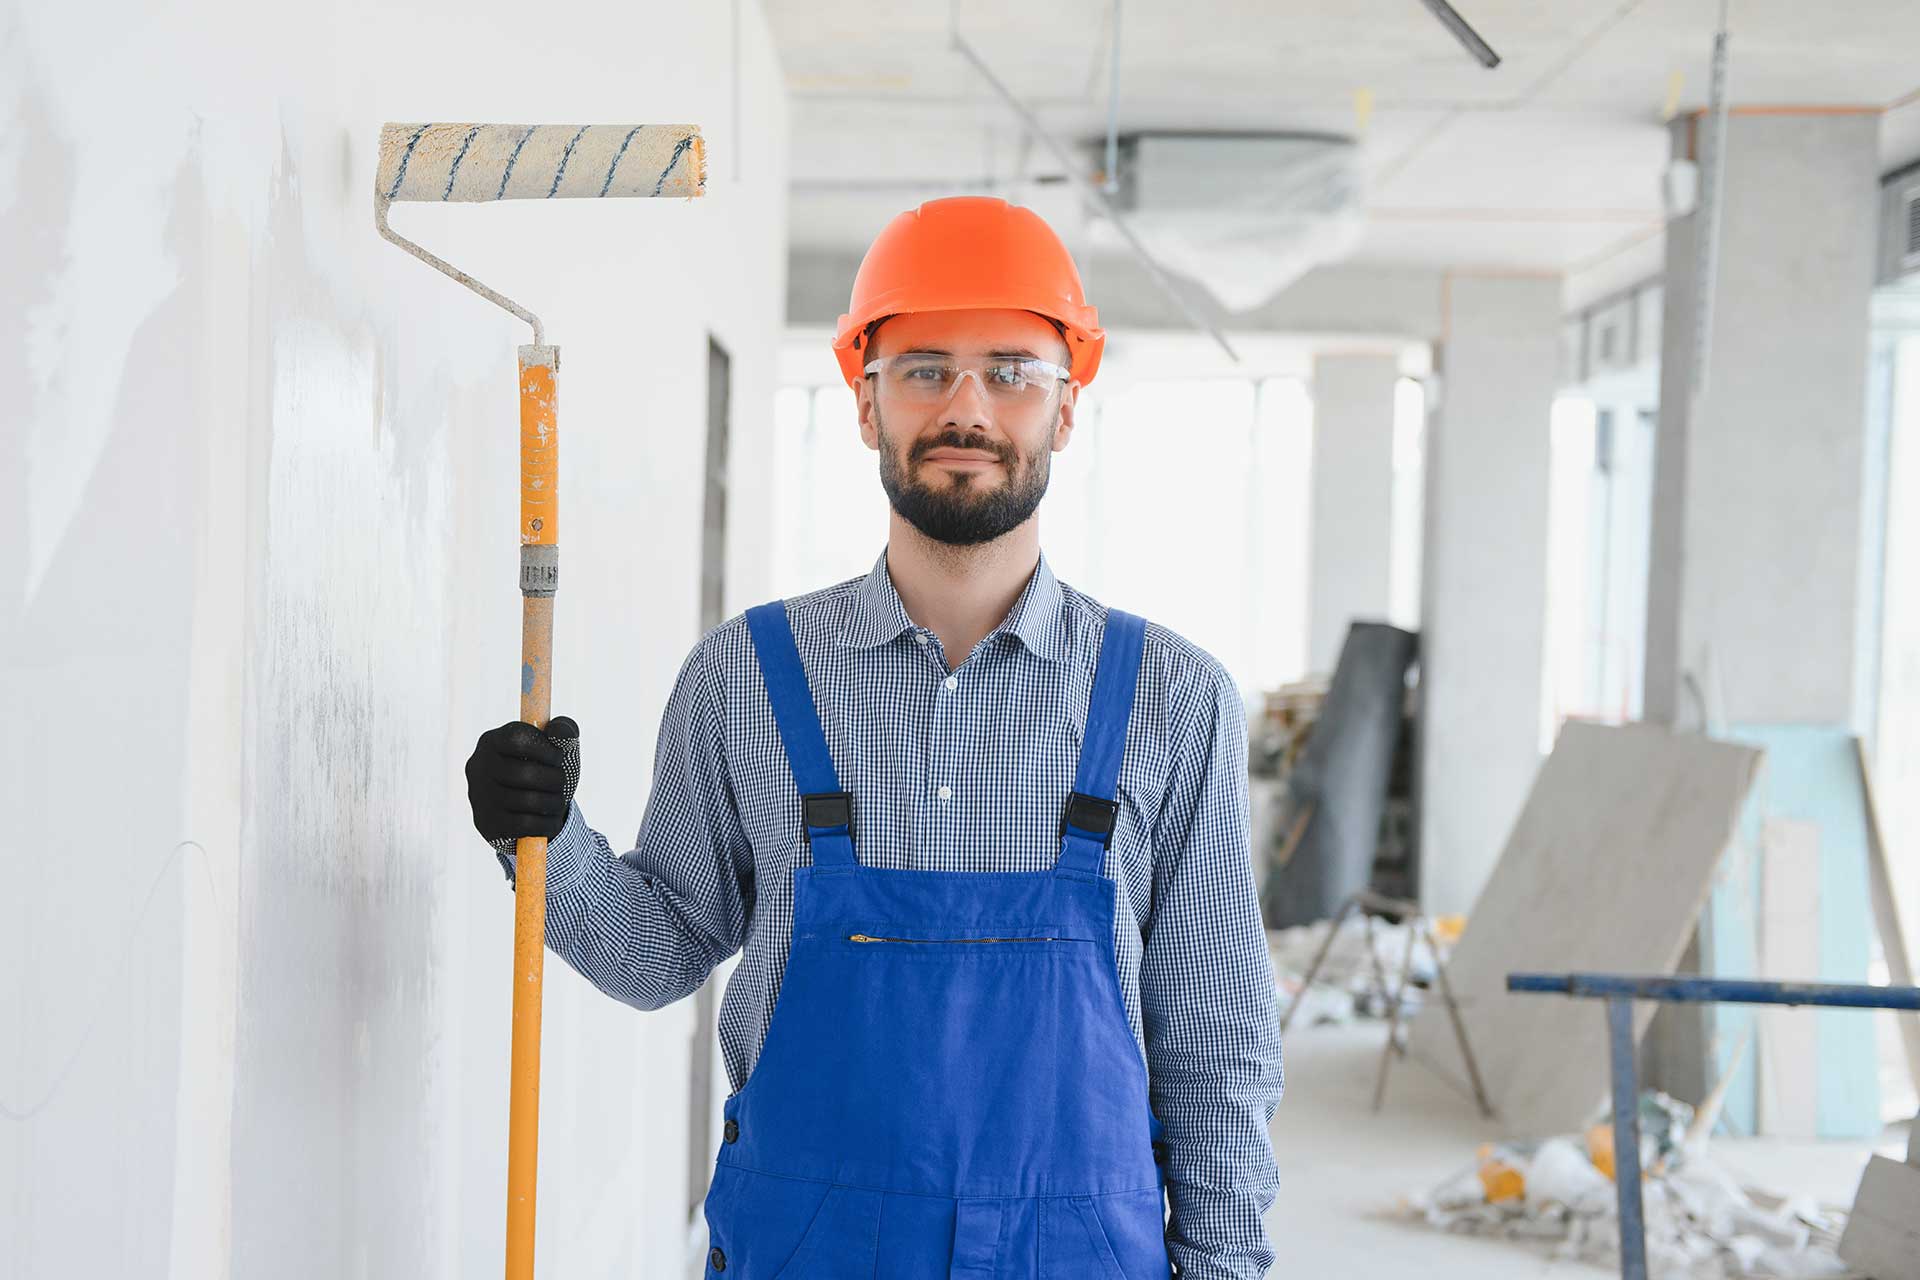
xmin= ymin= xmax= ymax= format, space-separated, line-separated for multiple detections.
xmin=1506 ymin=972 xmax=1920 ymax=1010
xmin=1508 ymin=970 xmax=1920 ymax=1280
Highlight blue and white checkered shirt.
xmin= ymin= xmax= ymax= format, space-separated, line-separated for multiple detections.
xmin=508 ymin=550 xmax=1284 ymax=1278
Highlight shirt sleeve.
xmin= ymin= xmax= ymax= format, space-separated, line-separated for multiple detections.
xmin=1142 ymin=661 xmax=1285 ymax=1279
xmin=497 ymin=636 xmax=755 ymax=1011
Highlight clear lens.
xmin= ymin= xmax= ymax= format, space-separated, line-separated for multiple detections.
xmin=866 ymin=353 xmax=1069 ymax=406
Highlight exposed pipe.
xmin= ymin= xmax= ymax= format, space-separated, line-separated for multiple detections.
xmin=1690 ymin=0 xmax=1733 ymax=397
xmin=1105 ymin=0 xmax=1122 ymax=194
xmin=1418 ymin=0 xmax=1502 ymax=69
xmin=949 ymin=23 xmax=1240 ymax=363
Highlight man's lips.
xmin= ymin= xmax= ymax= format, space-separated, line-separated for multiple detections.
xmin=920 ymin=450 xmax=1002 ymax=468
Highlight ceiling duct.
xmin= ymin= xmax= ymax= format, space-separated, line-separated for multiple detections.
xmin=1092 ymin=131 xmax=1366 ymax=313
xmin=1879 ymin=168 xmax=1920 ymax=285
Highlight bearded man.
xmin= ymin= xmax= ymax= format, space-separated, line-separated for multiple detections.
xmin=465 ymin=196 xmax=1284 ymax=1279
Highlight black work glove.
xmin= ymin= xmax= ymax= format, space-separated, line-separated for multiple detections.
xmin=465 ymin=716 xmax=581 ymax=883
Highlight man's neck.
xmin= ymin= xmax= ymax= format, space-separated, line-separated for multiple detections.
xmin=885 ymin=514 xmax=1040 ymax=673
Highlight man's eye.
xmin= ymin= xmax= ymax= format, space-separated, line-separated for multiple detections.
xmin=902 ymin=364 xmax=946 ymax=381
xmin=985 ymin=365 xmax=1025 ymax=386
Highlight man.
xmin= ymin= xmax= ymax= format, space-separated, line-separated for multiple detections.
xmin=466 ymin=196 xmax=1284 ymax=1277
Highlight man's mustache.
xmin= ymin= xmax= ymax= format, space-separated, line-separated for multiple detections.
xmin=908 ymin=430 xmax=1017 ymax=467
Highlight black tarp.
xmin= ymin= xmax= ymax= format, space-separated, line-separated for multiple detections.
xmin=1260 ymin=621 xmax=1418 ymax=928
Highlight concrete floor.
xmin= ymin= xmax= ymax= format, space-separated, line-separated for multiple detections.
xmin=1264 ymin=1020 xmax=1902 ymax=1277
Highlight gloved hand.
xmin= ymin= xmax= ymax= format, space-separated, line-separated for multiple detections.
xmin=465 ymin=716 xmax=581 ymax=882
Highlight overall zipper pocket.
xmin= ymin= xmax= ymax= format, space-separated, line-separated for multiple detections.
xmin=847 ymin=933 xmax=1070 ymax=944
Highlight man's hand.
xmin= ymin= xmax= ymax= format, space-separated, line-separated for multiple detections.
xmin=465 ymin=717 xmax=581 ymax=863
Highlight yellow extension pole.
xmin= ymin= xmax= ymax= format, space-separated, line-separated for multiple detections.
xmin=508 ymin=343 xmax=559 ymax=1278
xmin=372 ymin=121 xmax=703 ymax=1279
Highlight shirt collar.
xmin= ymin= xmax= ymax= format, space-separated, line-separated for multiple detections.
xmin=841 ymin=549 xmax=1067 ymax=663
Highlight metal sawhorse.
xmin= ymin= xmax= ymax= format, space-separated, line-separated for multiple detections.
xmin=1507 ymin=972 xmax=1920 ymax=1280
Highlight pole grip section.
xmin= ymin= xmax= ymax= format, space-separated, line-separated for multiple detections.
xmin=507 ymin=343 xmax=559 ymax=1280
xmin=519 ymin=346 xmax=559 ymax=549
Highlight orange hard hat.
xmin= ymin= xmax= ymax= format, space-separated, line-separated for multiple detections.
xmin=832 ymin=196 xmax=1105 ymax=390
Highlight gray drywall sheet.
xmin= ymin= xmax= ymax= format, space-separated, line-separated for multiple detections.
xmin=1405 ymin=721 xmax=1761 ymax=1139
xmin=1839 ymin=1156 xmax=1920 ymax=1280
xmin=1262 ymin=621 xmax=1417 ymax=928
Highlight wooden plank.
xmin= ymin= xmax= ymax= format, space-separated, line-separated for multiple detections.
xmin=1857 ymin=737 xmax=1920 ymax=1093
xmin=1839 ymin=1155 xmax=1920 ymax=1280
xmin=1405 ymin=721 xmax=1761 ymax=1138
xmin=1758 ymin=817 xmax=1821 ymax=1137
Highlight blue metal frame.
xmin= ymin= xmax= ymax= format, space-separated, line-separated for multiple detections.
xmin=1509 ymin=972 xmax=1920 ymax=1010
xmin=1506 ymin=971 xmax=1920 ymax=1280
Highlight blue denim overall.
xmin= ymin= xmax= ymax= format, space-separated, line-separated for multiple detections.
xmin=699 ymin=601 xmax=1172 ymax=1278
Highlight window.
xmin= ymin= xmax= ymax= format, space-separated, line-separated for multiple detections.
xmin=771 ymin=370 xmax=1318 ymax=695
xmin=1389 ymin=376 xmax=1426 ymax=632
xmin=1874 ymin=335 xmax=1920 ymax=982
xmin=1538 ymin=394 xmax=1657 ymax=750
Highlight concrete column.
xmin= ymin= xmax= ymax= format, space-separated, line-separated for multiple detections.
xmin=1418 ymin=274 xmax=1561 ymax=916
xmin=1307 ymin=353 xmax=1399 ymax=673
xmin=1645 ymin=111 xmax=1880 ymax=729
xmin=1643 ymin=111 xmax=1882 ymax=1135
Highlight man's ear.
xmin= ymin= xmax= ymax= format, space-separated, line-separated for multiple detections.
xmin=1051 ymin=381 xmax=1080 ymax=453
xmin=855 ymin=377 xmax=881 ymax=451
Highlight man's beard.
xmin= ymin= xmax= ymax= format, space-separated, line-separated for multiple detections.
xmin=876 ymin=408 xmax=1053 ymax=547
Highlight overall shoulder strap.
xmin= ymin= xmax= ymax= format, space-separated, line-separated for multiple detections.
xmin=744 ymin=602 xmax=856 ymax=868
xmin=1057 ymin=608 xmax=1147 ymax=876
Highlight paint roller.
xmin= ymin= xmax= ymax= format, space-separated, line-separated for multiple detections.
xmin=375 ymin=121 xmax=705 ymax=1279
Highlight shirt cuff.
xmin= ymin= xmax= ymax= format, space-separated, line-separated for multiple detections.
xmin=495 ymin=801 xmax=594 ymax=899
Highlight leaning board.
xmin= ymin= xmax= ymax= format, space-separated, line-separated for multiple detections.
xmin=1838 ymin=1156 xmax=1920 ymax=1280
xmin=1405 ymin=721 xmax=1762 ymax=1138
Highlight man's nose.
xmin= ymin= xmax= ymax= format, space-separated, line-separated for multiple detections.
xmin=939 ymin=368 xmax=995 ymax=430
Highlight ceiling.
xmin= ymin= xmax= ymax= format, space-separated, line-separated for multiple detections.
xmin=766 ymin=0 xmax=1920 ymax=303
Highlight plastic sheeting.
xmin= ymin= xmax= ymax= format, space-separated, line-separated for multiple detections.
xmin=1097 ymin=133 xmax=1366 ymax=313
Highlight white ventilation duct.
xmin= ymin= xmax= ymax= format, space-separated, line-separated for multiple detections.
xmin=1091 ymin=132 xmax=1366 ymax=313
xmin=1880 ymin=172 xmax=1920 ymax=284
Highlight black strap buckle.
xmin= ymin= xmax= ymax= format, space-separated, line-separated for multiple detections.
xmin=801 ymin=792 xmax=853 ymax=845
xmin=1060 ymin=792 xmax=1119 ymax=848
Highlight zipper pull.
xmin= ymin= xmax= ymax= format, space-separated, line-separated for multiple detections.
xmin=849 ymin=933 xmax=879 ymax=943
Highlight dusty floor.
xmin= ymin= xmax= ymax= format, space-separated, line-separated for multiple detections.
xmin=1264 ymin=1020 xmax=1905 ymax=1277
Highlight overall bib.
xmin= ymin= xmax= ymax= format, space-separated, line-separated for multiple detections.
xmin=700 ymin=601 xmax=1173 ymax=1279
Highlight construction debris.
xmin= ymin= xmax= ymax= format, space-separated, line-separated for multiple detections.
xmin=1403 ymin=1091 xmax=1854 ymax=1278
xmin=1268 ymin=913 xmax=1458 ymax=1025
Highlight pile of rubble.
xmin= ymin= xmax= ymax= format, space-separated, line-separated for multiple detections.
xmin=1403 ymin=1092 xmax=1855 ymax=1278
xmin=1268 ymin=914 xmax=1457 ymax=1026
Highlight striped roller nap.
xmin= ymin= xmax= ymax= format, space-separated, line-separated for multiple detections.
xmin=376 ymin=123 xmax=704 ymax=203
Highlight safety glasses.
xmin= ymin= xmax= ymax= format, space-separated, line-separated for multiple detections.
xmin=864 ymin=352 xmax=1071 ymax=408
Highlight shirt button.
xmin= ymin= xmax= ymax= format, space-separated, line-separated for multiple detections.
xmin=709 ymin=1245 xmax=727 ymax=1272
xmin=914 ymin=632 xmax=928 ymax=645
xmin=722 ymin=1118 xmax=739 ymax=1144
xmin=943 ymin=675 xmax=958 ymax=691
xmin=937 ymin=784 xmax=953 ymax=802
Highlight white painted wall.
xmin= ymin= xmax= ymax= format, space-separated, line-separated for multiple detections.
xmin=0 ymin=3 xmax=788 ymax=1277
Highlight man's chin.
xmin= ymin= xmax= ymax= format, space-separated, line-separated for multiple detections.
xmin=908 ymin=482 xmax=1004 ymax=509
